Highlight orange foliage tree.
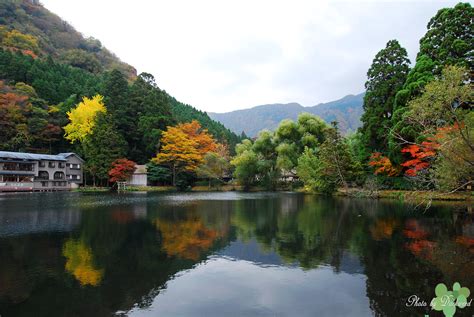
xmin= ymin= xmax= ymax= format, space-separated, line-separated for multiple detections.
xmin=368 ymin=152 xmax=400 ymax=176
xmin=108 ymin=158 xmax=136 ymax=183
xmin=153 ymin=120 xmax=218 ymax=185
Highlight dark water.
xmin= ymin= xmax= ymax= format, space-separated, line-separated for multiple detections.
xmin=0 ymin=192 xmax=473 ymax=317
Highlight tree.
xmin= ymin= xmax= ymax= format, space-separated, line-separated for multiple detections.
xmin=129 ymin=73 xmax=174 ymax=161
xmin=400 ymin=66 xmax=473 ymax=190
xmin=63 ymin=94 xmax=106 ymax=143
xmin=152 ymin=121 xmax=218 ymax=185
xmin=109 ymin=158 xmax=136 ymax=183
xmin=368 ymin=152 xmax=400 ymax=176
xmin=360 ymin=40 xmax=410 ymax=153
xmin=433 ymin=115 xmax=474 ymax=190
xmin=146 ymin=161 xmax=172 ymax=185
xmin=231 ymin=139 xmax=258 ymax=190
xmin=196 ymin=152 xmax=230 ymax=188
xmin=82 ymin=113 xmax=128 ymax=186
xmin=297 ymin=123 xmax=358 ymax=194
xmin=418 ymin=2 xmax=473 ymax=72
xmin=389 ymin=3 xmax=474 ymax=159
xmin=274 ymin=113 xmax=328 ymax=173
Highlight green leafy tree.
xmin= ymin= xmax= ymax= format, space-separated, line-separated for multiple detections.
xmin=297 ymin=123 xmax=358 ymax=193
xmin=231 ymin=139 xmax=259 ymax=190
xmin=359 ymin=40 xmax=410 ymax=153
xmin=196 ymin=152 xmax=230 ymax=188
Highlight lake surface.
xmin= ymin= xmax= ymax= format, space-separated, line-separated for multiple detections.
xmin=0 ymin=192 xmax=472 ymax=317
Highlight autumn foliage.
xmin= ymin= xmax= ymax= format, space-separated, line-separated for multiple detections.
xmin=403 ymin=219 xmax=436 ymax=259
xmin=63 ymin=239 xmax=103 ymax=286
xmin=156 ymin=217 xmax=220 ymax=260
xmin=64 ymin=95 xmax=106 ymax=143
xmin=108 ymin=158 xmax=136 ymax=183
xmin=368 ymin=152 xmax=399 ymax=176
xmin=153 ymin=120 xmax=218 ymax=185
xmin=400 ymin=140 xmax=439 ymax=176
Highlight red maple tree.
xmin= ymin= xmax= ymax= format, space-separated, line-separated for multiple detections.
xmin=400 ymin=140 xmax=439 ymax=176
xmin=109 ymin=159 xmax=136 ymax=183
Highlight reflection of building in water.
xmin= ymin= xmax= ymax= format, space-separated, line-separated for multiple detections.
xmin=0 ymin=209 xmax=81 ymax=236
xmin=132 ymin=203 xmax=147 ymax=219
xmin=279 ymin=194 xmax=300 ymax=214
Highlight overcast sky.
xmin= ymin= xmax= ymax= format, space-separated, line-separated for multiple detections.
xmin=41 ymin=0 xmax=460 ymax=113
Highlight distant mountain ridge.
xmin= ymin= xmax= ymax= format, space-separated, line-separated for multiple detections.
xmin=208 ymin=93 xmax=365 ymax=137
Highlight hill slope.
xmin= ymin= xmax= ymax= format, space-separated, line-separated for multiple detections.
xmin=0 ymin=0 xmax=136 ymax=78
xmin=209 ymin=93 xmax=364 ymax=137
xmin=0 ymin=0 xmax=241 ymax=157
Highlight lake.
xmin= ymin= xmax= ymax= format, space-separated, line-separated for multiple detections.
xmin=0 ymin=192 xmax=472 ymax=317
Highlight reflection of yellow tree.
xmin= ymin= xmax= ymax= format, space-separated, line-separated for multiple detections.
xmin=156 ymin=217 xmax=219 ymax=261
xmin=370 ymin=218 xmax=399 ymax=241
xmin=62 ymin=239 xmax=103 ymax=286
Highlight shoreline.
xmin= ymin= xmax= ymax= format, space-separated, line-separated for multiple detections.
xmin=71 ymin=186 xmax=473 ymax=202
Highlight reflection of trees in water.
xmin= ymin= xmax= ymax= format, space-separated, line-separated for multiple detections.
xmin=63 ymin=239 xmax=103 ymax=286
xmin=1 ymin=195 xmax=473 ymax=317
xmin=155 ymin=217 xmax=220 ymax=261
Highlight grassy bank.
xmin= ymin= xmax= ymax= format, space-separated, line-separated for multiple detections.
xmin=336 ymin=188 xmax=473 ymax=202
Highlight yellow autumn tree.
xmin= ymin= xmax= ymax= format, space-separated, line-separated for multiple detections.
xmin=63 ymin=95 xmax=106 ymax=143
xmin=153 ymin=120 xmax=218 ymax=185
xmin=62 ymin=239 xmax=103 ymax=287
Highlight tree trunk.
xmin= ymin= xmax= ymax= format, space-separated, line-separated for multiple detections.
xmin=172 ymin=165 xmax=176 ymax=187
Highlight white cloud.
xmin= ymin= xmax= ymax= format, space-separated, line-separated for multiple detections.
xmin=40 ymin=0 xmax=460 ymax=112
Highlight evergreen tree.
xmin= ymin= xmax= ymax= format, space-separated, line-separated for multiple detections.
xmin=82 ymin=113 xmax=128 ymax=186
xmin=129 ymin=73 xmax=174 ymax=162
xmin=389 ymin=3 xmax=474 ymax=160
xmin=359 ymin=40 xmax=410 ymax=154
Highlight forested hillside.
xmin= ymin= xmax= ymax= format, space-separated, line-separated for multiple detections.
xmin=209 ymin=93 xmax=364 ymax=137
xmin=0 ymin=0 xmax=241 ymax=165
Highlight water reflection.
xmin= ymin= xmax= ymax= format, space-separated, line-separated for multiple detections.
xmin=0 ymin=192 xmax=472 ymax=316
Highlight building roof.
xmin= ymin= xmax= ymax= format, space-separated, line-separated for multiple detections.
xmin=134 ymin=165 xmax=148 ymax=174
xmin=0 ymin=151 xmax=67 ymax=161
xmin=58 ymin=153 xmax=85 ymax=162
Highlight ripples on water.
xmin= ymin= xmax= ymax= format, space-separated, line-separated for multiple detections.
xmin=0 ymin=191 xmax=472 ymax=317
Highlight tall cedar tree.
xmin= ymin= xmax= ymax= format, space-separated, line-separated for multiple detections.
xmin=82 ymin=113 xmax=127 ymax=186
xmin=359 ymin=40 xmax=410 ymax=154
xmin=389 ymin=3 xmax=474 ymax=160
xmin=102 ymin=69 xmax=133 ymax=148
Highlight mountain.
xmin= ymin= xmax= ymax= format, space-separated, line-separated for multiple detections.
xmin=209 ymin=93 xmax=365 ymax=137
xmin=0 ymin=0 xmax=136 ymax=78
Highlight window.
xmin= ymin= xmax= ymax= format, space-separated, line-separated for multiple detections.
xmin=48 ymin=162 xmax=55 ymax=168
xmin=3 ymin=175 xmax=17 ymax=182
xmin=54 ymin=171 xmax=65 ymax=180
xmin=70 ymin=164 xmax=81 ymax=170
xmin=3 ymin=163 xmax=17 ymax=171
xmin=59 ymin=162 xmax=65 ymax=168
xmin=38 ymin=171 xmax=49 ymax=180
xmin=39 ymin=161 xmax=45 ymax=167
xmin=19 ymin=163 xmax=33 ymax=171
xmin=41 ymin=181 xmax=48 ymax=187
